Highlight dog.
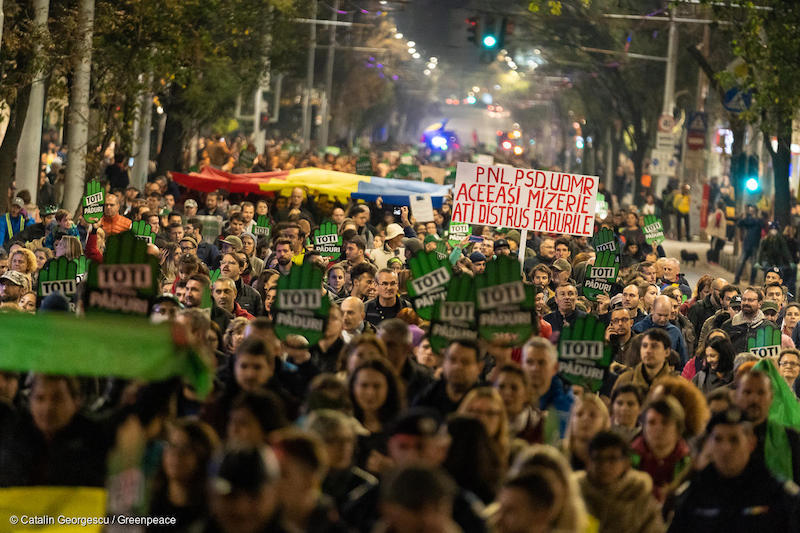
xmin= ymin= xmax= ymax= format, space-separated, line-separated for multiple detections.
xmin=681 ymin=250 xmax=699 ymax=267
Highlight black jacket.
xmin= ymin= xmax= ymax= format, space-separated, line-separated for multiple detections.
xmin=669 ymin=460 xmax=800 ymax=533
xmin=687 ymin=295 xmax=720 ymax=339
xmin=235 ymin=278 xmax=264 ymax=316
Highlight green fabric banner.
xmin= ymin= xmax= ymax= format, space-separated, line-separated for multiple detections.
xmin=0 ymin=312 xmax=212 ymax=397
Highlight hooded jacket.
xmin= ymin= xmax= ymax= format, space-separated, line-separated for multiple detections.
xmin=576 ymin=469 xmax=665 ymax=533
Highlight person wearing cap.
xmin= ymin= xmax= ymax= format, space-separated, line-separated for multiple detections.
xmin=185 ymin=217 xmax=221 ymax=269
xmin=370 ymin=223 xmax=407 ymax=270
xmin=180 ymin=235 xmax=200 ymax=257
xmin=761 ymin=300 xmax=780 ymax=324
xmin=0 ymin=197 xmax=34 ymax=248
xmin=0 ymin=270 xmax=28 ymax=306
xmin=203 ymin=446 xmax=284 ymax=533
xmin=99 ymin=191 xmax=133 ymax=235
xmin=150 ymin=293 xmax=183 ymax=323
xmin=423 ymin=233 xmax=440 ymax=253
xmin=15 ymin=204 xmax=58 ymax=244
xmin=493 ymin=239 xmax=511 ymax=257
xmin=764 ymin=265 xmax=784 ymax=287
xmin=469 ymin=251 xmax=486 ymax=274
xmin=551 ymin=258 xmax=572 ymax=286
xmin=221 ymin=235 xmax=243 ymax=255
xmin=669 ymin=407 xmax=800 ymax=533
xmin=183 ymin=198 xmax=198 ymax=218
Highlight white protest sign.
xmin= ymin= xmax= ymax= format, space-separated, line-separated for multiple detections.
xmin=410 ymin=194 xmax=435 ymax=223
xmin=452 ymin=162 xmax=599 ymax=237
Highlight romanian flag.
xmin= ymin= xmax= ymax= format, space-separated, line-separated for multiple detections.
xmin=171 ymin=167 xmax=452 ymax=207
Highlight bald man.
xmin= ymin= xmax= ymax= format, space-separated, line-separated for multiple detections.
xmin=341 ymin=296 xmax=375 ymax=343
xmin=687 ymin=277 xmax=727 ymax=335
xmin=633 ymin=295 xmax=688 ymax=367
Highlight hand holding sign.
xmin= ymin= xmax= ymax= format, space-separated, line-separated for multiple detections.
xmin=558 ymin=315 xmax=612 ymax=392
xmin=131 ymin=221 xmax=157 ymax=245
xmin=83 ymin=180 xmax=105 ymax=223
xmin=314 ymin=221 xmax=342 ymax=262
xmin=253 ymin=215 xmax=271 ymax=238
xmin=475 ymin=255 xmax=536 ymax=346
xmin=747 ymin=323 xmax=782 ymax=358
xmin=274 ymin=260 xmax=330 ymax=345
xmin=407 ymin=250 xmax=452 ymax=320
xmin=583 ymin=250 xmax=619 ymax=301
xmin=38 ymin=257 xmax=79 ymax=298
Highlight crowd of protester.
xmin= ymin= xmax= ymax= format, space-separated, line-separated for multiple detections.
xmin=0 ymin=142 xmax=799 ymax=533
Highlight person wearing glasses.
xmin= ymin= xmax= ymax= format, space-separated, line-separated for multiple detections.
xmin=778 ymin=348 xmax=800 ymax=399
xmin=606 ymin=306 xmax=634 ymax=365
xmin=364 ymin=268 xmax=410 ymax=327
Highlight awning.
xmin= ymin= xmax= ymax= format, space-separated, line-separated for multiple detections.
xmin=171 ymin=167 xmax=452 ymax=207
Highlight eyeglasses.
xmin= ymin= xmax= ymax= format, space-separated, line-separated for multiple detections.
xmin=780 ymin=361 xmax=800 ymax=369
xmin=610 ymin=318 xmax=631 ymax=325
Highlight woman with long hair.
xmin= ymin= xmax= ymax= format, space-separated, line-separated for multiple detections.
xmin=691 ymin=336 xmax=735 ymax=393
xmin=222 ymin=317 xmax=250 ymax=356
xmin=459 ymin=387 xmax=513 ymax=471
xmin=782 ymin=302 xmax=800 ymax=339
xmin=55 ymin=235 xmax=83 ymax=260
xmin=149 ymin=419 xmax=220 ymax=532
xmin=680 ymin=274 xmax=713 ymax=316
xmin=562 ymin=393 xmax=611 ymax=470
xmin=444 ymin=415 xmax=503 ymax=504
xmin=336 ymin=334 xmax=389 ymax=380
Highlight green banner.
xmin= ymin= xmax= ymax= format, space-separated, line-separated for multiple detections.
xmin=447 ymin=222 xmax=471 ymax=248
xmin=643 ymin=215 xmax=665 ymax=245
xmin=558 ymin=315 xmax=612 ymax=392
xmin=274 ymin=261 xmax=330 ymax=344
xmin=430 ymin=274 xmax=479 ymax=352
xmin=407 ymin=250 xmax=452 ymax=320
xmin=314 ymin=221 xmax=342 ymax=262
xmin=38 ymin=257 xmax=79 ymax=299
xmin=582 ymin=250 xmax=619 ymax=301
xmin=475 ymin=255 xmax=536 ymax=346
xmin=0 ymin=313 xmax=212 ymax=397
xmin=83 ymin=180 xmax=105 ymax=223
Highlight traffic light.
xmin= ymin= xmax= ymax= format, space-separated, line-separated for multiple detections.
xmin=466 ymin=16 xmax=479 ymax=46
xmin=733 ymin=153 xmax=760 ymax=193
xmin=482 ymin=16 xmax=497 ymax=49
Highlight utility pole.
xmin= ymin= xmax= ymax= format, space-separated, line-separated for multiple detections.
xmin=301 ymin=1 xmax=317 ymax=150
xmin=15 ymin=0 xmax=49 ymax=207
xmin=319 ymin=0 xmax=338 ymax=149
xmin=131 ymin=75 xmax=153 ymax=191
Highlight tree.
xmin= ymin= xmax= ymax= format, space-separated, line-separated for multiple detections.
xmin=705 ymin=0 xmax=800 ymax=228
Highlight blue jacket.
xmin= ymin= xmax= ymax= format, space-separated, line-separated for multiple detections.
xmin=0 ymin=213 xmax=33 ymax=248
xmin=633 ymin=315 xmax=689 ymax=366
xmin=539 ymin=375 xmax=574 ymax=438
xmin=738 ymin=216 xmax=763 ymax=251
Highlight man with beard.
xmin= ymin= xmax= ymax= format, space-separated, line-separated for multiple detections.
xmin=181 ymin=273 xmax=232 ymax=333
xmin=0 ymin=270 xmax=28 ymax=307
xmin=721 ymin=286 xmax=771 ymax=353
xmin=734 ymin=368 xmax=800 ymax=483
xmin=272 ymin=239 xmax=294 ymax=276
xmin=220 ymin=252 xmax=263 ymax=316
xmin=346 ymin=263 xmax=377 ymax=302
xmin=413 ymin=339 xmax=483 ymax=415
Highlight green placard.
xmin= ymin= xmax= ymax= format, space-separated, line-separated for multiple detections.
xmin=643 ymin=215 xmax=665 ymax=245
xmin=83 ymin=230 xmax=160 ymax=316
xmin=407 ymin=250 xmax=453 ymax=321
xmin=253 ymin=215 xmax=271 ymax=239
xmin=447 ymin=222 xmax=471 ymax=248
xmin=596 ymin=193 xmax=609 ymax=220
xmin=396 ymin=164 xmax=422 ymax=180
xmin=38 ymin=257 xmax=79 ymax=299
xmin=74 ymin=256 xmax=89 ymax=282
xmin=558 ymin=315 xmax=612 ymax=392
xmin=592 ymin=227 xmax=618 ymax=255
xmin=325 ymin=146 xmax=341 ymax=156
xmin=355 ymin=156 xmax=373 ymax=176
xmin=131 ymin=220 xmax=157 ymax=245
xmin=314 ymin=221 xmax=342 ymax=262
xmin=429 ymin=273 xmax=479 ymax=352
xmin=475 ymin=255 xmax=536 ymax=346
xmin=83 ymin=180 xmax=105 ymax=223
xmin=273 ymin=261 xmax=330 ymax=345
xmin=747 ymin=323 xmax=782 ymax=358
xmin=582 ymin=250 xmax=619 ymax=301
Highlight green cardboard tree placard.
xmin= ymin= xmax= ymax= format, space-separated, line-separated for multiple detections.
xmin=592 ymin=227 xmax=618 ymax=255
xmin=596 ymin=193 xmax=609 ymax=220
xmin=407 ymin=250 xmax=453 ymax=321
xmin=83 ymin=180 xmax=105 ymax=223
xmin=74 ymin=256 xmax=89 ymax=282
xmin=430 ymin=273 xmax=479 ymax=352
xmin=643 ymin=215 xmax=665 ymax=246
xmin=38 ymin=257 xmax=79 ymax=299
xmin=273 ymin=261 xmax=330 ymax=345
xmin=355 ymin=156 xmax=373 ymax=176
xmin=558 ymin=315 xmax=612 ymax=392
xmin=314 ymin=221 xmax=342 ymax=262
xmin=131 ymin=220 xmax=157 ymax=245
xmin=747 ymin=323 xmax=782 ymax=358
xmin=83 ymin=230 xmax=160 ymax=316
xmin=447 ymin=222 xmax=471 ymax=248
xmin=582 ymin=250 xmax=619 ymax=301
xmin=253 ymin=215 xmax=271 ymax=239
xmin=475 ymin=255 xmax=536 ymax=346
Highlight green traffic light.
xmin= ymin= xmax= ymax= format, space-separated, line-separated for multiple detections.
xmin=482 ymin=35 xmax=497 ymax=47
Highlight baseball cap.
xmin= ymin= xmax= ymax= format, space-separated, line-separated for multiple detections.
xmin=423 ymin=234 xmax=440 ymax=244
xmin=730 ymin=295 xmax=742 ymax=309
xmin=221 ymin=235 xmax=243 ymax=251
xmin=0 ymin=270 xmax=28 ymax=288
xmin=386 ymin=223 xmax=404 ymax=241
xmin=469 ymin=251 xmax=486 ymax=263
xmin=154 ymin=293 xmax=183 ymax=308
xmin=209 ymin=447 xmax=281 ymax=496
xmin=402 ymin=237 xmax=422 ymax=255
xmin=706 ymin=407 xmax=747 ymax=433
xmin=761 ymin=301 xmax=779 ymax=313
xmin=494 ymin=239 xmax=509 ymax=251
xmin=552 ymin=258 xmax=572 ymax=272
xmin=610 ymin=293 xmax=624 ymax=310
xmin=11 ymin=198 xmax=24 ymax=208
xmin=184 ymin=199 xmax=198 ymax=208
xmin=42 ymin=205 xmax=58 ymax=216
xmin=388 ymin=408 xmax=442 ymax=438
xmin=766 ymin=266 xmax=781 ymax=275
